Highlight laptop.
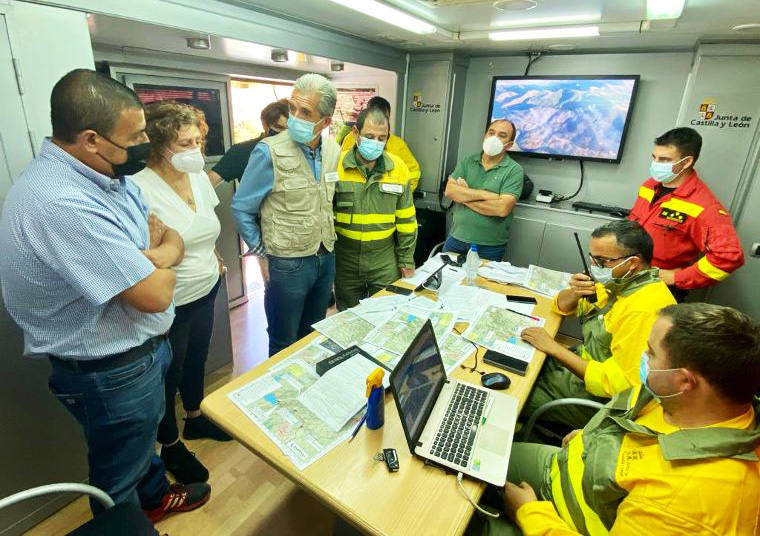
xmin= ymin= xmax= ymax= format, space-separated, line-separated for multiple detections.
xmin=389 ymin=320 xmax=519 ymax=486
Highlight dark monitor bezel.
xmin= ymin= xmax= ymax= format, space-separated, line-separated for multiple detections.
xmin=486 ymin=74 xmax=641 ymax=164
xmin=389 ymin=319 xmax=447 ymax=454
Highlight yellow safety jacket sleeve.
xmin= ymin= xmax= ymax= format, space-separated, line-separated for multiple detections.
xmin=341 ymin=133 xmax=421 ymax=191
xmin=386 ymin=136 xmax=421 ymax=192
xmin=516 ymin=502 xmax=580 ymax=536
xmin=515 ymin=497 xmax=733 ymax=536
xmin=583 ymin=310 xmax=654 ymax=398
xmin=550 ymin=284 xmax=607 ymax=317
xmin=394 ymin=167 xmax=417 ymax=268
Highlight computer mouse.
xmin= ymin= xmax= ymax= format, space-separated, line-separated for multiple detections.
xmin=481 ymin=372 xmax=510 ymax=390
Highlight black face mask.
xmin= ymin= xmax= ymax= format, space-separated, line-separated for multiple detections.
xmin=98 ymin=134 xmax=151 ymax=176
xmin=267 ymin=128 xmax=282 ymax=137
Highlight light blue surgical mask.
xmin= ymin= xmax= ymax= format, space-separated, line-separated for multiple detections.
xmin=357 ymin=136 xmax=385 ymax=161
xmin=649 ymin=157 xmax=687 ymax=183
xmin=639 ymin=351 xmax=683 ymax=399
xmin=588 ymin=256 xmax=633 ymax=284
xmin=287 ymin=115 xmax=323 ymax=144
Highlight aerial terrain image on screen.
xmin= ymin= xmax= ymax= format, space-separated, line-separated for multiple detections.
xmin=491 ymin=78 xmax=635 ymax=160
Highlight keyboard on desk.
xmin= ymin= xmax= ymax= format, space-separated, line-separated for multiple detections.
xmin=430 ymin=383 xmax=488 ymax=468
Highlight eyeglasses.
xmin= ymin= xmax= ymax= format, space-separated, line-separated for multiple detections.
xmin=588 ymin=253 xmax=634 ymax=267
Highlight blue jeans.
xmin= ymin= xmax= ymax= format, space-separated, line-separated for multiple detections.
xmin=265 ymin=252 xmax=336 ymax=356
xmin=48 ymin=338 xmax=171 ymax=513
xmin=443 ymin=235 xmax=506 ymax=262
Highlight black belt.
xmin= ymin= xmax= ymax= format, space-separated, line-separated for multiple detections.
xmin=49 ymin=335 xmax=166 ymax=373
xmin=317 ymin=244 xmax=331 ymax=255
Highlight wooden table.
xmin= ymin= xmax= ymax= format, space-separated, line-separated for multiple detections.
xmin=202 ymin=276 xmax=561 ymax=536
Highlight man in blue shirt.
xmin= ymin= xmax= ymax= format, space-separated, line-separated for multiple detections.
xmin=232 ymin=74 xmax=341 ymax=356
xmin=0 ymin=69 xmax=209 ymax=522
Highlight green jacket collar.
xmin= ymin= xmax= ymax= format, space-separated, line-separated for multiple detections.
xmin=603 ymin=267 xmax=660 ymax=298
xmin=608 ymin=388 xmax=760 ymax=461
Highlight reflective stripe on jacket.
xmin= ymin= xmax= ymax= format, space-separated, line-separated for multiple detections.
xmin=334 ymin=149 xmax=417 ymax=268
xmin=628 ymin=171 xmax=744 ymax=289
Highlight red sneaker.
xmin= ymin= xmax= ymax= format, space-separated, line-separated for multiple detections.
xmin=144 ymin=482 xmax=211 ymax=523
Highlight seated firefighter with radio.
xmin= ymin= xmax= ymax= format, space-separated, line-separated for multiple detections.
xmin=518 ymin=220 xmax=675 ymax=430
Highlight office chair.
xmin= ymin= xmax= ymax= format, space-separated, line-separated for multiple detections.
xmin=428 ymin=241 xmax=445 ymax=259
xmin=519 ymin=398 xmax=605 ymax=443
xmin=0 ymin=483 xmax=158 ymax=536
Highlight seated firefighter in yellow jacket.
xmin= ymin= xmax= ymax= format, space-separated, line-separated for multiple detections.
xmin=471 ymin=302 xmax=760 ymax=536
xmin=334 ymin=107 xmax=417 ymax=310
xmin=520 ymin=220 xmax=675 ymax=430
xmin=340 ymin=96 xmax=421 ymax=192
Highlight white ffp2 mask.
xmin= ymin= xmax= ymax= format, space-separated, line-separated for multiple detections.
xmin=169 ymin=147 xmax=205 ymax=174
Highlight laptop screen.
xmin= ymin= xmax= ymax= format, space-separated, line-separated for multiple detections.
xmin=390 ymin=320 xmax=447 ymax=451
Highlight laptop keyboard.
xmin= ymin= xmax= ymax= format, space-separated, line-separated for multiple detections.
xmin=430 ymin=383 xmax=488 ymax=468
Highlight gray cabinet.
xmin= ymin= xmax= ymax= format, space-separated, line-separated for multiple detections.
xmin=506 ymin=216 xmax=545 ymax=269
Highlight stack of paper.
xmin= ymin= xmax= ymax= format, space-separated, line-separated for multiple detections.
xmin=439 ymin=283 xmax=508 ymax=322
xmin=298 ymin=355 xmax=385 ymax=432
xmin=478 ymin=261 xmax=529 ymax=285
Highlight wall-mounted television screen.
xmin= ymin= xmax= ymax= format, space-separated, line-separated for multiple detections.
xmin=487 ymin=75 xmax=640 ymax=163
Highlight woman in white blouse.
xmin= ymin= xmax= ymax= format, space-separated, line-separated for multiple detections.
xmin=132 ymin=101 xmax=230 ymax=485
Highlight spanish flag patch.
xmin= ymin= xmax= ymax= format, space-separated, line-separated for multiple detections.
xmin=718 ymin=209 xmax=729 ymax=216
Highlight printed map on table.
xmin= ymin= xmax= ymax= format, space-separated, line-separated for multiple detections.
xmin=361 ymin=333 xmax=473 ymax=376
xmin=363 ymin=307 xmax=456 ymax=356
xmin=227 ymin=357 xmax=361 ymax=470
xmin=439 ymin=333 xmax=477 ymax=374
xmin=523 ymin=265 xmax=572 ymax=298
xmin=462 ymin=306 xmax=545 ymax=362
xmin=312 ymin=310 xmax=375 ymax=349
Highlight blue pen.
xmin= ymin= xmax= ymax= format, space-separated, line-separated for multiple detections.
xmin=348 ymin=413 xmax=367 ymax=442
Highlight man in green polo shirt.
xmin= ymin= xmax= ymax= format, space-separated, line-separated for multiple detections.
xmin=443 ymin=119 xmax=524 ymax=261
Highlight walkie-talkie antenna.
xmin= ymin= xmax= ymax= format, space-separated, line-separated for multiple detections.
xmin=574 ymin=232 xmax=597 ymax=304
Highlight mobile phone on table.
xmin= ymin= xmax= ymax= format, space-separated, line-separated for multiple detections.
xmin=506 ymin=295 xmax=537 ymax=304
xmin=483 ymin=349 xmax=529 ymax=376
xmin=385 ymin=284 xmax=414 ymax=296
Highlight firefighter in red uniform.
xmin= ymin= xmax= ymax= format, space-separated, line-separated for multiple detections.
xmin=628 ymin=127 xmax=744 ymax=301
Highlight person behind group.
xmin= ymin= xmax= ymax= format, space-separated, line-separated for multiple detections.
xmin=131 ymin=101 xmax=232 ymax=488
xmin=334 ymin=107 xmax=417 ymax=310
xmin=628 ymin=127 xmax=744 ymax=302
xmin=443 ymin=119 xmax=524 ymax=261
xmin=519 ymin=220 xmax=675 ymax=430
xmin=0 ymin=69 xmax=210 ymax=522
xmin=208 ymin=99 xmax=289 ymax=185
xmin=471 ymin=302 xmax=760 ymax=536
xmin=340 ymin=96 xmax=421 ymax=191
xmin=232 ymin=73 xmax=340 ymax=356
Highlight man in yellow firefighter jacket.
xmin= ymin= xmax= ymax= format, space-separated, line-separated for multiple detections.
xmin=333 ymin=107 xmax=417 ymax=310
xmin=471 ymin=302 xmax=760 ymax=535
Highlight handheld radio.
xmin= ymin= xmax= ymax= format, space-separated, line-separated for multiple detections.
xmin=574 ymin=232 xmax=597 ymax=304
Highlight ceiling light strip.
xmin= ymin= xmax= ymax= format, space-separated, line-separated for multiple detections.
xmin=489 ymin=26 xmax=600 ymax=41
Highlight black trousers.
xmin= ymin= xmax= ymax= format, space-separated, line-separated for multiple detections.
xmin=157 ymin=277 xmax=221 ymax=445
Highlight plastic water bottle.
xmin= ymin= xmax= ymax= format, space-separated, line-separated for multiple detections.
xmin=465 ymin=244 xmax=480 ymax=285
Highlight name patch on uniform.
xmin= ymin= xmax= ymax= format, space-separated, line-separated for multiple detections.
xmin=659 ymin=208 xmax=687 ymax=224
xmin=324 ymin=172 xmax=339 ymax=183
xmin=380 ymin=183 xmax=403 ymax=194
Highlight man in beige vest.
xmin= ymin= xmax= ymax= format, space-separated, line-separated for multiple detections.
xmin=232 ymin=73 xmax=340 ymax=356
